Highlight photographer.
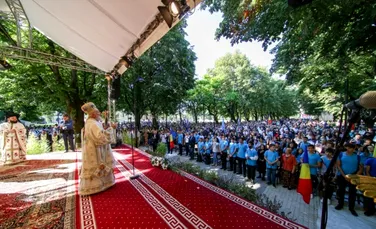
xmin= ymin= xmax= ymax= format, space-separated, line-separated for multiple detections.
xmin=60 ymin=114 xmax=75 ymax=152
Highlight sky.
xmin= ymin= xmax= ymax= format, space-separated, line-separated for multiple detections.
xmin=184 ymin=8 xmax=275 ymax=78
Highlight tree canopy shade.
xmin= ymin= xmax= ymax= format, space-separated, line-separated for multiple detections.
xmin=0 ymin=18 xmax=196 ymax=133
xmin=118 ymin=20 xmax=197 ymax=129
xmin=186 ymin=51 xmax=299 ymax=123
xmin=201 ymin=0 xmax=376 ymax=116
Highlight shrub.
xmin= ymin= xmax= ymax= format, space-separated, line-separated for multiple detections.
xmin=122 ymin=131 xmax=137 ymax=146
xmin=52 ymin=136 xmax=65 ymax=151
xmin=155 ymin=143 xmax=167 ymax=157
xmin=26 ymin=133 xmax=50 ymax=155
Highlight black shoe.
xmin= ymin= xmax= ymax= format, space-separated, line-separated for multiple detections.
xmin=257 ymin=176 xmax=261 ymax=178
xmin=267 ymin=182 xmax=271 ymax=185
xmin=364 ymin=210 xmax=375 ymax=216
xmin=335 ymin=205 xmax=343 ymax=210
xmin=261 ymin=177 xmax=265 ymax=181
xmin=283 ymin=185 xmax=288 ymax=188
xmin=273 ymin=184 xmax=276 ymax=188
xmin=349 ymin=209 xmax=358 ymax=217
xmin=288 ymin=187 xmax=292 ymax=190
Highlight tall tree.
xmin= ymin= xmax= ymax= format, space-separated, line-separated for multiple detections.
xmin=202 ymin=0 xmax=376 ymax=116
xmin=118 ymin=20 xmax=196 ymax=129
xmin=0 ymin=20 xmax=106 ymax=141
xmin=187 ymin=51 xmax=298 ymax=121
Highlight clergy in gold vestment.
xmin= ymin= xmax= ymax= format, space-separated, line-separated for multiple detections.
xmin=79 ymin=102 xmax=116 ymax=195
xmin=0 ymin=112 xmax=27 ymax=165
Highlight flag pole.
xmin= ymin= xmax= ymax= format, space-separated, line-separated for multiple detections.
xmin=320 ymin=107 xmax=359 ymax=229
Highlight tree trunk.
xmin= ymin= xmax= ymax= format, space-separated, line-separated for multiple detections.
xmin=152 ymin=115 xmax=159 ymax=129
xmin=213 ymin=115 xmax=219 ymax=124
xmin=73 ymin=103 xmax=84 ymax=147
xmin=179 ymin=109 xmax=182 ymax=123
xmin=194 ymin=110 xmax=198 ymax=124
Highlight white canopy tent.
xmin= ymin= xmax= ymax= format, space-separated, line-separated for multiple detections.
xmin=1 ymin=0 xmax=201 ymax=73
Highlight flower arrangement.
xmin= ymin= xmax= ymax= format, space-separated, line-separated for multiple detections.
xmin=150 ymin=156 xmax=169 ymax=170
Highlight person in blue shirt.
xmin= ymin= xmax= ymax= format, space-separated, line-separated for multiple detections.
xmin=197 ymin=138 xmax=205 ymax=163
xmin=359 ymin=146 xmax=372 ymax=174
xmin=319 ymin=147 xmax=335 ymax=205
xmin=246 ymin=142 xmax=258 ymax=183
xmin=220 ymin=135 xmax=229 ymax=170
xmin=299 ymin=137 xmax=309 ymax=154
xmin=264 ymin=144 xmax=279 ymax=187
xmin=237 ymin=138 xmax=248 ymax=177
xmin=336 ymin=143 xmax=363 ymax=217
xmin=204 ymin=138 xmax=212 ymax=165
xmin=307 ymin=145 xmax=321 ymax=198
xmin=177 ymin=130 xmax=184 ymax=156
xmin=364 ymin=156 xmax=376 ymax=216
xmin=228 ymin=138 xmax=238 ymax=173
xmin=60 ymin=114 xmax=75 ymax=152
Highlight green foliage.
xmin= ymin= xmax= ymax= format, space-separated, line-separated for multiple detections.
xmin=0 ymin=19 xmax=106 ymax=135
xmin=122 ymin=131 xmax=137 ymax=146
xmin=26 ymin=133 xmax=50 ymax=155
xmin=52 ymin=136 xmax=65 ymax=151
xmin=186 ymin=51 xmax=299 ymax=121
xmin=155 ymin=143 xmax=167 ymax=157
xmin=202 ymin=0 xmax=376 ymax=116
xmin=117 ymin=20 xmax=196 ymax=128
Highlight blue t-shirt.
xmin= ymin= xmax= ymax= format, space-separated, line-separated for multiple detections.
xmin=299 ymin=142 xmax=309 ymax=152
xmin=220 ymin=140 xmax=228 ymax=152
xmin=246 ymin=148 xmax=258 ymax=166
xmin=308 ymin=153 xmax=321 ymax=175
xmin=237 ymin=143 xmax=248 ymax=159
xmin=194 ymin=134 xmax=200 ymax=143
xmin=338 ymin=152 xmax=359 ymax=175
xmin=229 ymin=142 xmax=238 ymax=157
xmin=198 ymin=142 xmax=205 ymax=153
xmin=265 ymin=150 xmax=279 ymax=169
xmin=177 ymin=134 xmax=183 ymax=144
xmin=296 ymin=153 xmax=303 ymax=164
xmin=365 ymin=158 xmax=376 ymax=177
xmin=321 ymin=155 xmax=332 ymax=173
xmin=359 ymin=152 xmax=372 ymax=165
xmin=205 ymin=142 xmax=212 ymax=154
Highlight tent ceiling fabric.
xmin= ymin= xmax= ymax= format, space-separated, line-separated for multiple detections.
xmin=19 ymin=0 xmax=167 ymax=72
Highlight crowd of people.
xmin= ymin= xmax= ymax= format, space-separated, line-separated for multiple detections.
xmin=137 ymin=119 xmax=376 ymax=217
xmin=3 ymin=113 xmax=375 ymax=216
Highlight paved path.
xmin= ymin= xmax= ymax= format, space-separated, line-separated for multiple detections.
xmin=152 ymin=149 xmax=376 ymax=229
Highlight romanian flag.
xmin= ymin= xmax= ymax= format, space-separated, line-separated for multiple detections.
xmin=267 ymin=114 xmax=272 ymax=125
xmin=297 ymin=149 xmax=312 ymax=204
xmin=169 ymin=134 xmax=174 ymax=150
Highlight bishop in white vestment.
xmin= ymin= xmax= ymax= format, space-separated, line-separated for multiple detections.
xmin=79 ymin=102 xmax=116 ymax=195
xmin=0 ymin=112 xmax=27 ymax=165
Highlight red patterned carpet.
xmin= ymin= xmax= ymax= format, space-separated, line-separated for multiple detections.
xmin=0 ymin=154 xmax=77 ymax=229
xmin=1 ymin=147 xmax=306 ymax=229
xmin=112 ymin=145 xmax=306 ymax=229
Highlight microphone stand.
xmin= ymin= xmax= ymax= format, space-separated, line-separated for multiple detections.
xmin=320 ymin=108 xmax=360 ymax=229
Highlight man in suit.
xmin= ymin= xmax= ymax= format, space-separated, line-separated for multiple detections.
xmin=60 ymin=114 xmax=75 ymax=152
xmin=151 ymin=130 xmax=160 ymax=152
xmin=189 ymin=132 xmax=196 ymax=160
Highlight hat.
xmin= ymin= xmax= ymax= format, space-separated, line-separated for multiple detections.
xmin=5 ymin=111 xmax=20 ymax=119
xmin=81 ymin=102 xmax=98 ymax=115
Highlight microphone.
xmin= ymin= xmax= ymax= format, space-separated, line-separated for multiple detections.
xmin=358 ymin=91 xmax=376 ymax=109
xmin=345 ymin=91 xmax=376 ymax=110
